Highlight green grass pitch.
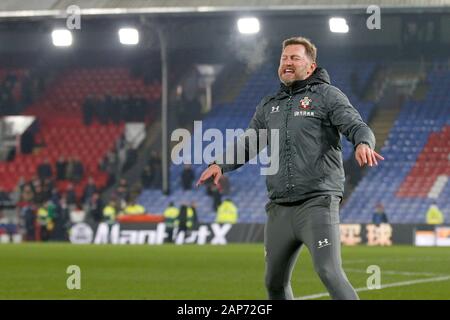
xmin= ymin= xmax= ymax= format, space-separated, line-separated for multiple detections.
xmin=1 ymin=243 xmax=449 ymax=299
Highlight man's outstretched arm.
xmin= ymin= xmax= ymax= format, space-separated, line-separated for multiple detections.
xmin=327 ymin=86 xmax=384 ymax=167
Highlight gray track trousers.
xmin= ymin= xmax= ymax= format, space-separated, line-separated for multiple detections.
xmin=264 ymin=195 xmax=359 ymax=300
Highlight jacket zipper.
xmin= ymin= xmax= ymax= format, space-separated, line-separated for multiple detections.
xmin=285 ymin=94 xmax=293 ymax=192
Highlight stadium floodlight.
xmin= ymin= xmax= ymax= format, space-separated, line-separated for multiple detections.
xmin=118 ymin=28 xmax=139 ymax=45
xmin=329 ymin=18 xmax=349 ymax=33
xmin=52 ymin=29 xmax=72 ymax=47
xmin=237 ymin=17 xmax=260 ymax=34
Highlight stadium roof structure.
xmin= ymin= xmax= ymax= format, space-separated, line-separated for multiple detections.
xmin=0 ymin=0 xmax=449 ymax=18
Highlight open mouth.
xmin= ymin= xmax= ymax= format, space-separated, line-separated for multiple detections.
xmin=283 ymin=68 xmax=295 ymax=75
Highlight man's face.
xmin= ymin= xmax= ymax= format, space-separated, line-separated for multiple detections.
xmin=278 ymin=44 xmax=316 ymax=86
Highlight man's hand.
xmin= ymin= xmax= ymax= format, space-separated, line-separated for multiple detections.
xmin=355 ymin=143 xmax=385 ymax=167
xmin=196 ymin=164 xmax=223 ymax=188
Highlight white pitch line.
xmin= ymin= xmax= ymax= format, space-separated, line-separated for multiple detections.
xmin=344 ymin=268 xmax=446 ymax=277
xmin=296 ymin=275 xmax=450 ymax=300
xmin=344 ymin=257 xmax=450 ymax=265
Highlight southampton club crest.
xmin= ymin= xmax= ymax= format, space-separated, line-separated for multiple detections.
xmin=299 ymin=96 xmax=312 ymax=109
xmin=294 ymin=96 xmax=315 ymax=117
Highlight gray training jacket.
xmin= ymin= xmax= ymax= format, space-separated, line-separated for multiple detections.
xmin=217 ymin=67 xmax=376 ymax=203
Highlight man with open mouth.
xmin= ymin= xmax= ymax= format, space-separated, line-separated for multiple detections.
xmin=197 ymin=36 xmax=384 ymax=300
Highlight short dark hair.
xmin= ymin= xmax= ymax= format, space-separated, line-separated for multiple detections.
xmin=282 ymin=37 xmax=317 ymax=63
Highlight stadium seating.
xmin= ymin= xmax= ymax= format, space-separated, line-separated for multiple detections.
xmin=0 ymin=67 xmax=160 ymax=198
xmin=341 ymin=61 xmax=450 ymax=224
xmin=24 ymin=67 xmax=160 ymax=119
